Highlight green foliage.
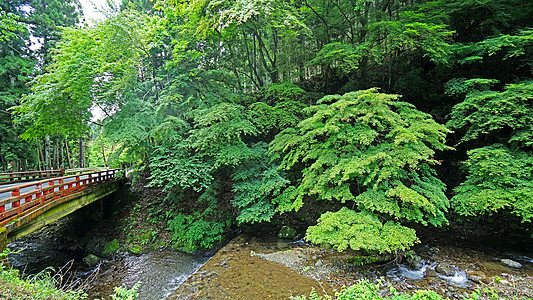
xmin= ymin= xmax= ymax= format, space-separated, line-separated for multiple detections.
xmin=452 ymin=145 xmax=533 ymax=222
xmin=167 ymin=212 xmax=229 ymax=253
xmin=16 ymin=9 xmax=163 ymax=140
xmin=249 ymin=100 xmax=307 ymax=137
xmin=447 ymin=81 xmax=533 ymax=147
xmin=185 ymin=103 xmax=258 ymax=168
xmin=231 ymin=142 xmax=289 ymax=224
xmin=448 ymin=80 xmax=533 ymax=222
xmin=0 ymin=8 xmax=24 ymax=42
xmin=0 ymin=265 xmax=87 ymax=300
xmin=455 ymin=29 xmax=533 ymax=65
xmin=306 ymin=208 xmax=418 ymax=253
xmin=110 ymin=282 xmax=141 ymax=300
xmin=271 ymin=89 xmax=451 ymax=253
xmin=292 ymin=279 xmax=444 ymax=300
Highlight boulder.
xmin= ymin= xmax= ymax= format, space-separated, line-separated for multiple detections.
xmin=103 ymin=239 xmax=120 ymax=256
xmin=406 ymin=254 xmax=424 ymax=270
xmin=466 ymin=270 xmax=487 ymax=284
xmin=83 ymin=254 xmax=101 ymax=267
xmin=85 ymin=236 xmax=107 ymax=256
xmin=435 ymin=262 xmax=456 ymax=276
xmin=278 ymin=226 xmax=298 ymax=239
xmin=501 ymin=259 xmax=522 ymax=269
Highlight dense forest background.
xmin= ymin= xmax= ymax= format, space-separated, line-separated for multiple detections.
xmin=1 ymin=0 xmax=532 ymax=254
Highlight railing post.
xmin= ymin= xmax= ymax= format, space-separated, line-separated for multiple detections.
xmin=49 ymin=180 xmax=55 ymax=199
xmin=59 ymin=178 xmax=64 ymax=194
xmin=36 ymin=183 xmax=43 ymax=205
xmin=11 ymin=188 xmax=20 ymax=208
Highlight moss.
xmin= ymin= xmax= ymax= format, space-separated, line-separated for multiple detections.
xmin=103 ymin=239 xmax=120 ymax=255
xmin=128 ymin=244 xmax=143 ymax=254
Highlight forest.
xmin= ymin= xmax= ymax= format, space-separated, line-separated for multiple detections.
xmin=1 ymin=0 xmax=532 ymax=256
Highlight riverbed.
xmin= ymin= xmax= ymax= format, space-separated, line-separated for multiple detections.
xmin=7 ymin=217 xmax=533 ymax=299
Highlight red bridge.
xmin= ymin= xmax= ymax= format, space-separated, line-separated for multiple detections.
xmin=0 ymin=169 xmax=124 ymax=250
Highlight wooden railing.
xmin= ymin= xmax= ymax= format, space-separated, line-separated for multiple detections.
xmin=0 ymin=169 xmax=121 ymax=228
xmin=0 ymin=168 xmax=113 ymax=185
xmin=0 ymin=170 xmax=65 ymax=185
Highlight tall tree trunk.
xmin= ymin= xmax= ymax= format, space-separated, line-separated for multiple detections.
xmin=64 ymin=137 xmax=72 ymax=169
xmin=100 ymin=142 xmax=106 ymax=167
xmin=37 ymin=144 xmax=43 ymax=171
xmin=53 ymin=139 xmax=59 ymax=169
xmin=44 ymin=136 xmax=50 ymax=170
xmin=79 ymin=137 xmax=84 ymax=168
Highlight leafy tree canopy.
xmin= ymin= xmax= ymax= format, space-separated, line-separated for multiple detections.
xmin=270 ymin=88 xmax=452 ymax=253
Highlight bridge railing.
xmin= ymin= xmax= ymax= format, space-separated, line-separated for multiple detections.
xmin=0 ymin=170 xmax=65 ymax=185
xmin=0 ymin=168 xmax=112 ymax=185
xmin=0 ymin=169 xmax=121 ymax=228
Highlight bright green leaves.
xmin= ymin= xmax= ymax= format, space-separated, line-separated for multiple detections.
xmin=452 ymin=145 xmax=533 ymax=222
xmin=447 ymin=79 xmax=533 ymax=221
xmin=271 ymin=89 xmax=451 ymax=253
xmin=167 ymin=212 xmax=228 ymax=253
xmin=16 ymin=10 xmax=163 ymax=140
xmin=0 ymin=9 xmax=24 ymax=42
xmin=455 ymin=28 xmax=533 ymax=65
xmin=447 ymin=81 xmax=533 ymax=147
xmin=306 ymin=207 xmax=418 ymax=254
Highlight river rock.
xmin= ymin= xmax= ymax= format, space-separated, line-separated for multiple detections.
xmin=278 ymin=226 xmax=298 ymax=239
xmin=103 ymin=239 xmax=120 ymax=256
xmin=426 ymin=270 xmax=438 ymax=277
xmin=466 ymin=270 xmax=487 ymax=284
xmin=501 ymin=259 xmax=522 ymax=268
xmin=85 ymin=236 xmax=107 ymax=256
xmin=406 ymin=254 xmax=424 ymax=269
xmin=435 ymin=262 xmax=456 ymax=276
xmin=83 ymin=254 xmax=101 ymax=267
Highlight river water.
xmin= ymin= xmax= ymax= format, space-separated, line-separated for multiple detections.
xmin=7 ymin=216 xmax=207 ymax=300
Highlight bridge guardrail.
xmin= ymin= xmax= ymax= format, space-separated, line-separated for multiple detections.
xmin=0 ymin=168 xmax=111 ymax=185
xmin=0 ymin=169 xmax=122 ymax=229
xmin=0 ymin=170 xmax=65 ymax=185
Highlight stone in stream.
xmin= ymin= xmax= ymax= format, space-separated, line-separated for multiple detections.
xmin=103 ymin=239 xmax=120 ymax=256
xmin=83 ymin=254 xmax=101 ymax=267
xmin=405 ymin=253 xmax=424 ymax=269
xmin=501 ymin=258 xmax=522 ymax=269
xmin=435 ymin=262 xmax=456 ymax=276
xmin=466 ymin=270 xmax=487 ymax=284
xmin=278 ymin=226 xmax=298 ymax=239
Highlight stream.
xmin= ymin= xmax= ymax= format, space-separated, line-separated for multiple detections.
xmin=6 ymin=216 xmax=207 ymax=300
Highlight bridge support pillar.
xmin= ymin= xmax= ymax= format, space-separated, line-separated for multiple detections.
xmin=0 ymin=227 xmax=7 ymax=267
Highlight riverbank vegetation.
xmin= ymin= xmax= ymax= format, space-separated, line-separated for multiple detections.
xmin=2 ymin=0 xmax=532 ymax=275
xmin=0 ymin=256 xmax=140 ymax=299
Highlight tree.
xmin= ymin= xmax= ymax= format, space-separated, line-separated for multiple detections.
xmin=448 ymin=81 xmax=533 ymax=222
xmin=270 ymin=89 xmax=452 ymax=253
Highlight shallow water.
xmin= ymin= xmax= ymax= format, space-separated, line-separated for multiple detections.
xmin=7 ymin=217 xmax=207 ymax=300
xmin=88 ymin=250 xmax=207 ymax=300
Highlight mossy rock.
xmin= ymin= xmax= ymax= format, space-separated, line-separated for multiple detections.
xmin=128 ymin=244 xmax=143 ymax=255
xmin=83 ymin=254 xmax=101 ymax=267
xmin=103 ymin=239 xmax=120 ymax=255
xmin=278 ymin=226 xmax=298 ymax=239
xmin=0 ymin=227 xmax=7 ymax=252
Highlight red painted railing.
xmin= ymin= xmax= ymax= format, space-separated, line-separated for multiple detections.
xmin=0 ymin=169 xmax=121 ymax=228
xmin=0 ymin=169 xmax=65 ymax=184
